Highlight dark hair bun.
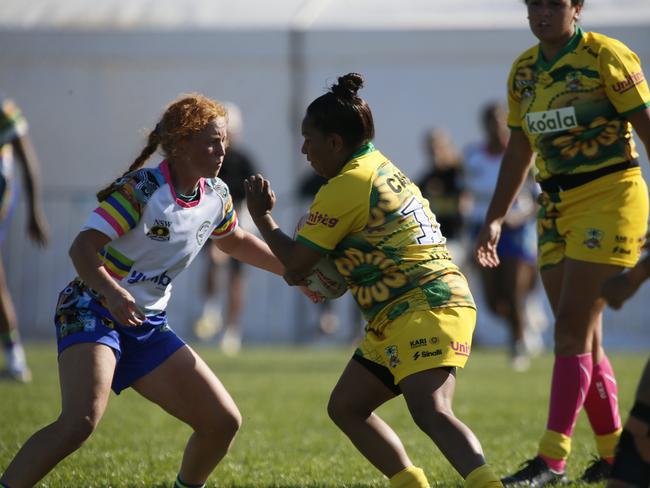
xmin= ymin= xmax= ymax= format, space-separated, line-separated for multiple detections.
xmin=331 ymin=73 xmax=364 ymax=99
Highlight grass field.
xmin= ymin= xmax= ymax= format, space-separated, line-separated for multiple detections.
xmin=0 ymin=344 xmax=645 ymax=487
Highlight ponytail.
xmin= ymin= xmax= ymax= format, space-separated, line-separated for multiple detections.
xmin=96 ymin=127 xmax=160 ymax=201
xmin=305 ymin=72 xmax=374 ymax=148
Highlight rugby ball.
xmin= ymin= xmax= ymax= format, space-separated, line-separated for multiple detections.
xmin=294 ymin=214 xmax=348 ymax=300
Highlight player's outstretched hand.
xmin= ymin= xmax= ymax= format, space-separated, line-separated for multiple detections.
xmin=474 ymin=221 xmax=502 ymax=268
xmin=244 ymin=174 xmax=276 ymax=220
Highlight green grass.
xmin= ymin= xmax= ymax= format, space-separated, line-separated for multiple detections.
xmin=0 ymin=344 xmax=646 ymax=487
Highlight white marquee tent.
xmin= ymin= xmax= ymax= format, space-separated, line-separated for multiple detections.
xmin=1 ymin=0 xmax=649 ymax=347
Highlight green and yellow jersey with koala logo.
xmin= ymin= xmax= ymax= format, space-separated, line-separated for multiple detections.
xmin=507 ymin=27 xmax=650 ymax=181
xmin=296 ymin=143 xmax=474 ymax=334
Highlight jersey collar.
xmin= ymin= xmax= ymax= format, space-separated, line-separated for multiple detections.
xmin=349 ymin=141 xmax=375 ymax=160
xmin=160 ymin=160 xmax=206 ymax=208
xmin=336 ymin=142 xmax=376 ymax=176
xmin=536 ymin=26 xmax=583 ymax=71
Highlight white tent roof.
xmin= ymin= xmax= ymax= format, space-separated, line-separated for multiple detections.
xmin=3 ymin=0 xmax=650 ymax=30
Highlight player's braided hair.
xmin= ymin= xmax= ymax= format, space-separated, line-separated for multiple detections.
xmin=305 ymin=72 xmax=374 ymax=148
xmin=96 ymin=93 xmax=227 ymax=201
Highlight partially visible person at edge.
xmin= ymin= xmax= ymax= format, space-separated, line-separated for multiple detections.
xmin=416 ymin=127 xmax=468 ymax=262
xmin=193 ymin=102 xmax=258 ymax=355
xmin=246 ymin=73 xmax=503 ymax=488
xmin=0 ymin=95 xmax=49 ymax=382
xmin=601 ymin=235 xmax=650 ymax=488
xmin=464 ymin=102 xmax=544 ymax=372
xmin=0 ymin=94 xmax=285 ymax=488
xmin=474 ymin=0 xmax=650 ymax=484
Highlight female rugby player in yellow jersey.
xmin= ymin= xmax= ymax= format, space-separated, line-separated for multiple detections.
xmin=245 ymin=73 xmax=502 ymax=488
xmin=474 ymin=0 xmax=650 ymax=485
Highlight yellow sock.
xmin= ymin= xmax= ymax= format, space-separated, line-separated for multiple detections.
xmin=595 ymin=428 xmax=622 ymax=460
xmin=389 ymin=466 xmax=430 ymax=488
xmin=465 ymin=464 xmax=503 ymax=488
xmin=538 ymin=429 xmax=572 ymax=462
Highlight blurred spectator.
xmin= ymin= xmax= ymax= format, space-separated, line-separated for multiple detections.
xmin=0 ymin=95 xmax=48 ymax=382
xmin=464 ymin=101 xmax=546 ymax=371
xmin=416 ymin=128 xmax=469 ymax=261
xmin=193 ymin=102 xmax=257 ymax=355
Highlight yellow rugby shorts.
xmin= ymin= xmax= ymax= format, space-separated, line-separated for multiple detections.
xmin=537 ymin=168 xmax=648 ymax=270
xmin=356 ymin=306 xmax=476 ymax=385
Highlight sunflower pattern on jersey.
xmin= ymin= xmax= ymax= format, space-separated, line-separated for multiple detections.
xmin=549 ymin=117 xmax=622 ymax=160
xmin=507 ymin=28 xmax=650 ymax=181
xmin=331 ymin=158 xmax=474 ymax=327
xmin=536 ymin=104 xmax=631 ymax=175
xmin=368 ymin=172 xmax=402 ymax=227
xmin=336 ymin=248 xmax=409 ymax=308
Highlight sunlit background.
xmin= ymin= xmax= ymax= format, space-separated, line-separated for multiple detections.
xmin=1 ymin=0 xmax=649 ymax=349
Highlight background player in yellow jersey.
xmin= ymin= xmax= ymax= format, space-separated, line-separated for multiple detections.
xmin=245 ymin=73 xmax=502 ymax=488
xmin=474 ymin=0 xmax=650 ymax=485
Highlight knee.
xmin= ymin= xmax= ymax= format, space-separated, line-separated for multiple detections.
xmin=327 ymin=393 xmax=346 ymax=426
xmin=194 ymin=403 xmax=242 ymax=444
xmin=216 ymin=406 xmax=242 ymax=441
xmin=410 ymin=404 xmax=454 ymax=436
xmin=327 ymin=392 xmax=367 ymax=427
xmin=56 ymin=414 xmax=98 ymax=448
xmin=553 ymin=324 xmax=589 ymax=355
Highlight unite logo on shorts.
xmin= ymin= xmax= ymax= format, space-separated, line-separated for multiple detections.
xmin=525 ymin=107 xmax=578 ymax=134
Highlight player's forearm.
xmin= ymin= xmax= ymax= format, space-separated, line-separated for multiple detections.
xmin=221 ymin=231 xmax=285 ymax=275
xmin=251 ymin=213 xmax=300 ymax=267
xmin=13 ymin=135 xmax=44 ymax=211
xmin=485 ymin=132 xmax=534 ymax=224
xmin=485 ymin=165 xmax=532 ymax=225
xmin=68 ymin=237 xmax=124 ymax=299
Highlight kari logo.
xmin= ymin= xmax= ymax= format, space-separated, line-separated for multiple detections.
xmin=196 ymin=220 xmax=212 ymax=245
xmin=409 ymin=338 xmax=427 ymax=349
xmin=526 ymin=107 xmax=578 ymax=134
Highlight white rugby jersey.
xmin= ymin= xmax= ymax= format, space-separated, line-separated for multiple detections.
xmin=82 ymin=160 xmax=238 ymax=313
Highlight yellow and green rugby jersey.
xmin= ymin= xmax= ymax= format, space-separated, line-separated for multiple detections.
xmin=507 ymin=27 xmax=650 ymax=181
xmin=296 ymin=143 xmax=474 ymax=333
